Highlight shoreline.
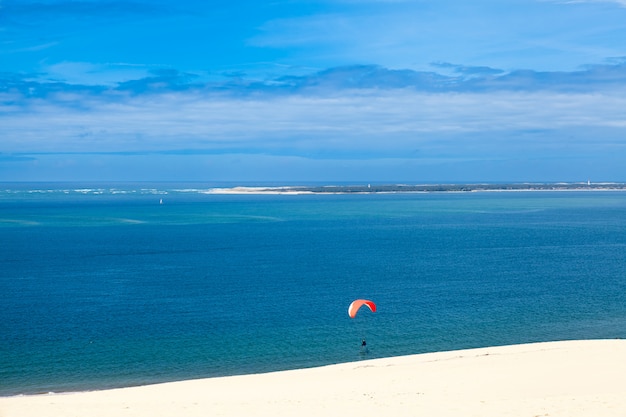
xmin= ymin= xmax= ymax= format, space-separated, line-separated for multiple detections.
xmin=204 ymin=183 xmax=626 ymax=194
xmin=3 ymin=339 xmax=626 ymax=416
xmin=4 ymin=181 xmax=626 ymax=196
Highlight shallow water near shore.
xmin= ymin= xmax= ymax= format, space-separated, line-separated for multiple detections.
xmin=2 ymin=183 xmax=626 ymax=396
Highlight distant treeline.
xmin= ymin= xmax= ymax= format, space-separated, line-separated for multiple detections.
xmin=273 ymin=183 xmax=626 ymax=193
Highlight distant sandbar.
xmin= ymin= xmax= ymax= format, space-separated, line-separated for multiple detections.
xmin=206 ymin=182 xmax=626 ymax=194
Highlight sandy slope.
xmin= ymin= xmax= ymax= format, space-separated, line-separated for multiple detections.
xmin=2 ymin=339 xmax=625 ymax=417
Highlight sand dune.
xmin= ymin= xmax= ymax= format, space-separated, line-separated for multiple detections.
xmin=2 ymin=339 xmax=626 ymax=417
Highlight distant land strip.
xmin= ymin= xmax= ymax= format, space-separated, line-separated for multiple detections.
xmin=212 ymin=182 xmax=626 ymax=194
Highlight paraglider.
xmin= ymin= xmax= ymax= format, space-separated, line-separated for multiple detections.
xmin=348 ymin=299 xmax=376 ymax=318
xmin=348 ymin=299 xmax=376 ymax=354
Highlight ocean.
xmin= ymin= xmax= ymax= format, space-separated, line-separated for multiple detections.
xmin=2 ymin=183 xmax=626 ymax=396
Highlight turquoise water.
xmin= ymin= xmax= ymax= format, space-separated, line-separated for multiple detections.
xmin=2 ymin=184 xmax=626 ymax=395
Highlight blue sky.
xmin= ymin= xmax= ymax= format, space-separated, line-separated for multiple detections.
xmin=2 ymin=0 xmax=626 ymax=183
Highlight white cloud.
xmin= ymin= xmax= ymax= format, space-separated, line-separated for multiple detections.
xmin=250 ymin=0 xmax=626 ymax=73
xmin=3 ymin=87 xmax=626 ymax=161
xmin=551 ymin=0 xmax=626 ymax=6
xmin=43 ymin=62 xmax=154 ymax=86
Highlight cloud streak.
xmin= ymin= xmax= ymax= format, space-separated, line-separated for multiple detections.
xmin=250 ymin=0 xmax=626 ymax=73
xmin=4 ymin=60 xmax=626 ymax=97
xmin=552 ymin=0 xmax=626 ymax=6
xmin=2 ymin=63 xmax=626 ymax=166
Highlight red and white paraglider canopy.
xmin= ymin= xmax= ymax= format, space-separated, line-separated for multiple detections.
xmin=348 ymin=299 xmax=376 ymax=318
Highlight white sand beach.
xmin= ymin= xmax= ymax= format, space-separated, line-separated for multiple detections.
xmin=2 ymin=339 xmax=626 ymax=417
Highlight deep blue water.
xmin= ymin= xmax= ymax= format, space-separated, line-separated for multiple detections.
xmin=2 ymin=184 xmax=626 ymax=396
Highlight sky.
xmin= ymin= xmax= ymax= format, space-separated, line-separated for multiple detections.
xmin=2 ymin=0 xmax=626 ymax=183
